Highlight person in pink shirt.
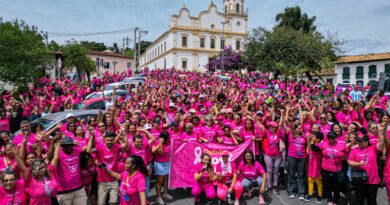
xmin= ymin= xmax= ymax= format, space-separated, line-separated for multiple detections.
xmin=311 ymin=131 xmax=346 ymax=205
xmin=103 ymin=155 xmax=147 ymax=205
xmin=50 ymin=135 xmax=88 ymax=205
xmin=17 ymin=156 xmax=58 ymax=205
xmin=216 ymin=125 xmax=240 ymax=145
xmin=237 ymin=150 xmax=267 ymax=205
xmin=306 ymin=132 xmax=324 ymax=203
xmin=80 ymin=151 xmax=97 ymax=205
xmin=348 ymin=131 xmax=385 ymax=205
xmin=216 ymin=151 xmax=243 ymax=205
xmin=12 ymin=120 xmax=38 ymax=154
xmin=0 ymin=111 xmax=10 ymax=132
xmin=181 ymin=123 xmax=199 ymax=142
xmin=87 ymin=129 xmax=129 ymax=205
xmin=0 ymin=143 xmax=19 ymax=174
xmin=256 ymin=110 xmax=285 ymax=195
xmin=283 ymin=120 xmax=307 ymax=200
xmin=366 ymin=121 xmax=379 ymax=145
xmin=199 ymin=115 xmax=217 ymax=143
xmin=0 ymin=147 xmax=27 ymax=205
xmin=192 ymin=153 xmax=217 ymax=205
xmin=152 ymin=131 xmax=173 ymax=205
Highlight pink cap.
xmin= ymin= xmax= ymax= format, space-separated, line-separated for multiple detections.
xmin=216 ymin=116 xmax=224 ymax=120
xmin=222 ymin=151 xmax=229 ymax=156
xmin=267 ymin=121 xmax=278 ymax=127
xmin=226 ymin=108 xmax=233 ymax=113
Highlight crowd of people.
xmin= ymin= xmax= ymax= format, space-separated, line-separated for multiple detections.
xmin=0 ymin=68 xmax=389 ymax=205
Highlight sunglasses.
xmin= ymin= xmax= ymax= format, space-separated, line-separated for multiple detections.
xmin=2 ymin=178 xmax=16 ymax=183
xmin=320 ymin=117 xmax=326 ymax=120
xmin=98 ymin=125 xmax=105 ymax=128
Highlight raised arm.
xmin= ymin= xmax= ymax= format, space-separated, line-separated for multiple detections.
xmin=50 ymin=137 xmax=61 ymax=168
xmin=12 ymin=144 xmax=28 ymax=181
xmin=102 ymin=167 xmax=121 ymax=180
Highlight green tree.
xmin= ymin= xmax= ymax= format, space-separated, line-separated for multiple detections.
xmin=0 ymin=18 xmax=55 ymax=87
xmin=80 ymin=41 xmax=107 ymax=51
xmin=63 ymin=43 xmax=94 ymax=81
xmin=109 ymin=43 xmax=120 ymax=53
xmin=275 ymin=6 xmax=316 ymax=33
xmin=245 ymin=26 xmax=340 ymax=81
xmin=85 ymin=58 xmax=97 ymax=82
xmin=48 ymin=40 xmax=63 ymax=51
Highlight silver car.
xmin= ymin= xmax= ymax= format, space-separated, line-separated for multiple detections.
xmin=12 ymin=110 xmax=101 ymax=138
xmin=85 ymin=90 xmax=127 ymax=99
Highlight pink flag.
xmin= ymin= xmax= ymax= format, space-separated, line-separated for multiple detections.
xmin=169 ymin=140 xmax=254 ymax=188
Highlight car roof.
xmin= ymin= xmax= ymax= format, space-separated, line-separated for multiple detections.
xmin=80 ymin=97 xmax=104 ymax=104
xmin=41 ymin=110 xmax=100 ymax=122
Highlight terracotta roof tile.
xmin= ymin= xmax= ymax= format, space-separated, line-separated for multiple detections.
xmin=336 ymin=52 xmax=390 ymax=64
xmin=49 ymin=50 xmax=134 ymax=59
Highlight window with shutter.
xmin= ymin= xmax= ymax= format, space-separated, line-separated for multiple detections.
xmin=368 ymin=65 xmax=377 ymax=78
xmin=385 ymin=64 xmax=390 ymax=77
xmin=356 ymin=66 xmax=364 ymax=79
xmin=342 ymin=67 xmax=350 ymax=79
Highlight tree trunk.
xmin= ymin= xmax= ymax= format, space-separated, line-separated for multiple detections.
xmin=305 ymin=71 xmax=313 ymax=82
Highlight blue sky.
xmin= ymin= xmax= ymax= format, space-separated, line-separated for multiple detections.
xmin=1 ymin=0 xmax=389 ymax=55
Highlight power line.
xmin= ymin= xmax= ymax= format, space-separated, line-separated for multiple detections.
xmin=48 ymin=27 xmax=148 ymax=37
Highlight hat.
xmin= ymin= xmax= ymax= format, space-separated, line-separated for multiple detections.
xmin=256 ymin=111 xmax=264 ymax=116
xmin=135 ymin=110 xmax=141 ymax=113
xmin=184 ymin=100 xmax=190 ymax=104
xmin=267 ymin=121 xmax=278 ymax=127
xmin=356 ymin=135 xmax=369 ymax=142
xmin=61 ymin=137 xmax=74 ymax=145
xmin=232 ymin=107 xmax=239 ymax=112
xmin=201 ymin=109 xmax=208 ymax=114
xmin=216 ymin=116 xmax=224 ymax=120
xmin=220 ymin=109 xmax=227 ymax=114
xmin=171 ymin=121 xmax=179 ymax=127
xmin=226 ymin=108 xmax=233 ymax=113
xmin=169 ymin=102 xmax=176 ymax=107
xmin=189 ymin=109 xmax=197 ymax=113
xmin=222 ymin=151 xmax=229 ymax=156
xmin=66 ymin=113 xmax=75 ymax=118
xmin=199 ymin=94 xmax=205 ymax=98
xmin=152 ymin=118 xmax=161 ymax=123
xmin=152 ymin=103 xmax=158 ymax=106
xmin=144 ymin=124 xmax=152 ymax=130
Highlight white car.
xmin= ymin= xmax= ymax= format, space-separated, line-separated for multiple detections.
xmin=121 ymin=77 xmax=146 ymax=84
xmin=103 ymin=82 xmax=141 ymax=91
xmin=85 ymin=90 xmax=127 ymax=99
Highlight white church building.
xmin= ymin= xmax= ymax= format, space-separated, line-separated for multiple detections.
xmin=139 ymin=0 xmax=248 ymax=71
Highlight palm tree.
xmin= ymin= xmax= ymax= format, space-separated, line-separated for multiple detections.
xmin=275 ymin=6 xmax=316 ymax=33
xmin=63 ymin=43 xmax=92 ymax=82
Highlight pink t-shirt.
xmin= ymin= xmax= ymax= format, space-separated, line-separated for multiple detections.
xmin=199 ymin=126 xmax=217 ymax=143
xmin=181 ymin=132 xmax=198 ymax=141
xmin=348 ymin=145 xmax=381 ymax=184
xmin=194 ymin=163 xmax=214 ymax=184
xmin=56 ymin=147 xmax=83 ymax=191
xmin=96 ymin=143 xmax=122 ymax=182
xmin=308 ymin=150 xmax=322 ymax=178
xmin=287 ymin=132 xmax=307 ymax=158
xmin=0 ymin=180 xmax=27 ymax=205
xmin=238 ymin=161 xmax=265 ymax=181
xmin=81 ymin=164 xmax=96 ymax=186
xmin=216 ymin=162 xmax=237 ymax=183
xmin=26 ymin=169 xmax=58 ymax=205
xmin=119 ymin=171 xmax=146 ymax=205
xmin=153 ymin=142 xmax=171 ymax=163
xmin=240 ymin=129 xmax=261 ymax=155
xmin=0 ymin=116 xmax=10 ymax=132
xmin=219 ymin=136 xmax=235 ymax=145
xmin=264 ymin=129 xmax=283 ymax=157
xmin=129 ymin=142 xmax=149 ymax=167
xmin=12 ymin=133 xmax=38 ymax=154
xmin=317 ymin=141 xmax=346 ymax=172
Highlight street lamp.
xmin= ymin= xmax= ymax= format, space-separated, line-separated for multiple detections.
xmin=112 ymin=61 xmax=118 ymax=74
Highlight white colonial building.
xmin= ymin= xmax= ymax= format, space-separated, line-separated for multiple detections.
xmin=139 ymin=0 xmax=248 ymax=71
xmin=335 ymin=53 xmax=390 ymax=85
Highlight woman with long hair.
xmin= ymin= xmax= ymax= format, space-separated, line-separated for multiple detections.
xmin=152 ymin=131 xmax=173 ymax=205
xmin=237 ymin=150 xmax=267 ymax=204
xmin=192 ymin=153 xmax=217 ymax=205
xmin=103 ymin=155 xmax=147 ymax=205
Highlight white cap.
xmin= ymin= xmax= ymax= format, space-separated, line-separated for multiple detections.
xmin=199 ymin=94 xmax=205 ymax=98
xmin=66 ymin=113 xmax=75 ymax=118
xmin=169 ymin=102 xmax=176 ymax=107
xmin=144 ymin=124 xmax=152 ymax=130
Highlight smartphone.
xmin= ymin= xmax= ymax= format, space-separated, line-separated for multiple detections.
xmin=98 ymin=163 xmax=107 ymax=169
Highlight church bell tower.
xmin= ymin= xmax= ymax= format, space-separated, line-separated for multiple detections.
xmin=223 ymin=0 xmax=245 ymax=15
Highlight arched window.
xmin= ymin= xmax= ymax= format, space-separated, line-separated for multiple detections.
xmin=236 ymin=3 xmax=240 ymax=14
xmin=235 ymin=40 xmax=241 ymax=50
xmin=182 ymin=36 xmax=187 ymax=47
xmin=182 ymin=60 xmax=187 ymax=69
xmin=211 ymin=38 xmax=215 ymax=49
xmin=164 ymin=42 xmax=166 ymax=52
xmin=356 ymin=66 xmax=364 ymax=79
xmin=368 ymin=65 xmax=377 ymax=78
xmin=200 ymin=37 xmax=205 ymax=48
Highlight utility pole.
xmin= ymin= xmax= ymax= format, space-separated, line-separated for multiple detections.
xmin=122 ymin=36 xmax=130 ymax=54
xmin=122 ymin=38 xmax=125 ymax=54
xmin=45 ymin=31 xmax=48 ymax=47
xmin=134 ymin=27 xmax=138 ymax=71
xmin=138 ymin=30 xmax=141 ymax=70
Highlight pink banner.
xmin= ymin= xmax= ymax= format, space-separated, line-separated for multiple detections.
xmin=169 ymin=140 xmax=254 ymax=188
